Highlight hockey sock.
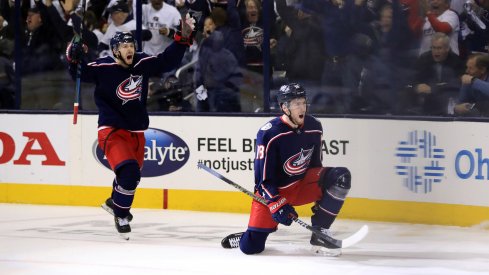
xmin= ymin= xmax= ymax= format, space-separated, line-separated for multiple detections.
xmin=112 ymin=162 xmax=140 ymax=218
xmin=313 ymin=167 xmax=350 ymax=229
xmin=111 ymin=179 xmax=116 ymax=197
xmin=239 ymin=230 xmax=269 ymax=255
xmin=311 ymin=192 xmax=346 ymax=229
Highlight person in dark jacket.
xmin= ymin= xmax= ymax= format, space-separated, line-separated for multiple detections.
xmin=407 ymin=32 xmax=465 ymax=115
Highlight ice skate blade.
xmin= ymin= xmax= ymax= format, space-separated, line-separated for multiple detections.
xmin=119 ymin=233 xmax=130 ymax=241
xmin=311 ymin=245 xmax=342 ymax=257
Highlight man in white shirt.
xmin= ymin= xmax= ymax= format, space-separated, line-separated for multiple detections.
xmin=99 ymin=1 xmax=151 ymax=57
xmin=142 ymin=0 xmax=181 ymax=55
xmin=419 ymin=0 xmax=460 ymax=56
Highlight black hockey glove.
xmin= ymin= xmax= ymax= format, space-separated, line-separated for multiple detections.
xmin=66 ymin=36 xmax=87 ymax=64
xmin=268 ymin=196 xmax=297 ymax=226
xmin=173 ymin=13 xmax=197 ymax=46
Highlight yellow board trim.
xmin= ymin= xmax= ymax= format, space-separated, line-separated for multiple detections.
xmin=1 ymin=183 xmax=488 ymax=227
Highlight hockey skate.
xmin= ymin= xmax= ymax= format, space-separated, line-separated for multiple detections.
xmin=101 ymin=198 xmax=133 ymax=222
xmin=310 ymin=228 xmax=342 ymax=257
xmin=115 ymin=216 xmax=131 ymax=240
xmin=221 ymin=232 xmax=244 ymax=248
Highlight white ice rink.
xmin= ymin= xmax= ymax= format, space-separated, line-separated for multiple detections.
xmin=1 ymin=203 xmax=488 ymax=275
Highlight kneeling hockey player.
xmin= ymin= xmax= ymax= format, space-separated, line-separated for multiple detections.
xmin=221 ymin=83 xmax=351 ymax=256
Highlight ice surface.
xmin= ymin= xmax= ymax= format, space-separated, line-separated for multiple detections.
xmin=1 ymin=203 xmax=488 ymax=275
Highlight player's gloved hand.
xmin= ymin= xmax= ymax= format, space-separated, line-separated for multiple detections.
xmin=66 ymin=37 xmax=87 ymax=64
xmin=268 ymin=196 xmax=297 ymax=226
xmin=173 ymin=13 xmax=197 ymax=46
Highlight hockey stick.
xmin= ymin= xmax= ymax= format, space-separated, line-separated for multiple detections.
xmin=73 ymin=0 xmax=87 ymax=125
xmin=197 ymin=163 xmax=368 ymax=249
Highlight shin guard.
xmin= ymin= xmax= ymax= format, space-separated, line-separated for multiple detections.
xmin=312 ymin=167 xmax=351 ymax=229
xmin=112 ymin=162 xmax=140 ymax=218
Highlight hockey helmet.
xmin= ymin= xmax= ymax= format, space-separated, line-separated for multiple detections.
xmin=110 ymin=31 xmax=136 ymax=52
xmin=276 ymin=83 xmax=307 ymax=106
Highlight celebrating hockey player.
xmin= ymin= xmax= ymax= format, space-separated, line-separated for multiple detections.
xmin=221 ymin=83 xmax=351 ymax=256
xmin=66 ymin=15 xmax=195 ymax=239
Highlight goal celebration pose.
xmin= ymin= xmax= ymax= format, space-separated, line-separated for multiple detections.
xmin=221 ymin=83 xmax=352 ymax=256
xmin=66 ymin=15 xmax=195 ymax=239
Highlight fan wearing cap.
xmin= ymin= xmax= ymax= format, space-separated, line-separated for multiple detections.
xmin=220 ymin=83 xmax=352 ymax=257
xmin=98 ymin=1 xmax=152 ymax=57
xmin=64 ymin=16 xmax=195 ymax=237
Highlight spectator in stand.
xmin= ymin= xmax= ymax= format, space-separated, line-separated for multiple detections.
xmin=84 ymin=10 xmax=105 ymax=49
xmin=275 ymin=0 xmax=325 ymax=84
xmin=106 ymin=0 xmax=134 ymax=21
xmin=86 ymin=0 xmax=113 ymax=22
xmin=203 ymin=16 xmax=216 ymax=38
xmin=98 ymin=1 xmax=152 ymax=57
xmin=0 ymin=14 xmax=13 ymax=48
xmin=41 ymin=0 xmax=99 ymax=59
xmin=194 ymin=30 xmax=242 ymax=112
xmin=343 ymin=1 xmax=413 ymax=114
xmin=240 ymin=0 xmax=278 ymax=74
xmin=142 ymin=0 xmax=181 ymax=55
xmin=459 ymin=0 xmax=489 ymax=56
xmin=21 ymin=5 xmax=65 ymax=75
xmin=406 ymin=32 xmax=465 ymax=115
xmin=454 ymin=53 xmax=489 ymax=116
xmin=36 ymin=0 xmax=73 ymax=41
xmin=172 ymin=0 xmax=211 ymax=33
xmin=208 ymin=0 xmax=245 ymax=66
xmin=298 ymin=0 xmax=358 ymax=87
xmin=419 ymin=0 xmax=460 ymax=56
xmin=400 ymin=0 xmax=424 ymax=44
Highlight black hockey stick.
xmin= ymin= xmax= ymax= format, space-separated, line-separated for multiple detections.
xmin=197 ymin=163 xmax=368 ymax=249
xmin=73 ymin=0 xmax=87 ymax=125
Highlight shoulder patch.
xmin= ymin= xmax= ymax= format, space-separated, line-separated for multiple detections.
xmin=260 ymin=122 xmax=272 ymax=131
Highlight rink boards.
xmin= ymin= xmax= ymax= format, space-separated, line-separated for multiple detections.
xmin=1 ymin=113 xmax=489 ymax=226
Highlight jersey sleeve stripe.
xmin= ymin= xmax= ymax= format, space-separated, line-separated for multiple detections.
xmin=134 ymin=55 xmax=157 ymax=67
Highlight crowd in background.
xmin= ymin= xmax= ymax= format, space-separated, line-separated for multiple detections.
xmin=1 ymin=0 xmax=489 ymax=116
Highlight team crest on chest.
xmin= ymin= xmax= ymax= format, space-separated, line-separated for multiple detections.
xmin=283 ymin=146 xmax=314 ymax=176
xmin=116 ymin=75 xmax=143 ymax=104
xmin=242 ymin=26 xmax=263 ymax=49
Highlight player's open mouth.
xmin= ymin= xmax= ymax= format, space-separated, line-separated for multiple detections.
xmin=299 ymin=114 xmax=304 ymax=119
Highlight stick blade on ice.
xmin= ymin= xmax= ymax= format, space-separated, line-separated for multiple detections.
xmin=340 ymin=224 xmax=369 ymax=248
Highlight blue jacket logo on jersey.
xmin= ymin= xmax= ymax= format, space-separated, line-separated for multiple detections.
xmin=117 ymin=75 xmax=143 ymax=104
xmin=93 ymin=128 xmax=190 ymax=177
xmin=283 ymin=147 xmax=314 ymax=176
xmin=243 ymin=26 xmax=263 ymax=48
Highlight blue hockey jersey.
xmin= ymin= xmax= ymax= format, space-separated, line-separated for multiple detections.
xmin=70 ymin=43 xmax=186 ymax=130
xmin=254 ymin=115 xmax=323 ymax=200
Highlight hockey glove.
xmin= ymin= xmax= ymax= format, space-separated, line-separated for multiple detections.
xmin=66 ymin=36 xmax=87 ymax=64
xmin=268 ymin=196 xmax=297 ymax=226
xmin=173 ymin=13 xmax=197 ymax=46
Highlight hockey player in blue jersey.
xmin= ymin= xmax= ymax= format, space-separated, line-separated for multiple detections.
xmin=221 ymin=83 xmax=351 ymax=256
xmin=66 ymin=15 xmax=195 ymax=239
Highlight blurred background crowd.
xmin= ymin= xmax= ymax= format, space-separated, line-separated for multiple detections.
xmin=2 ymin=0 xmax=489 ymax=117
